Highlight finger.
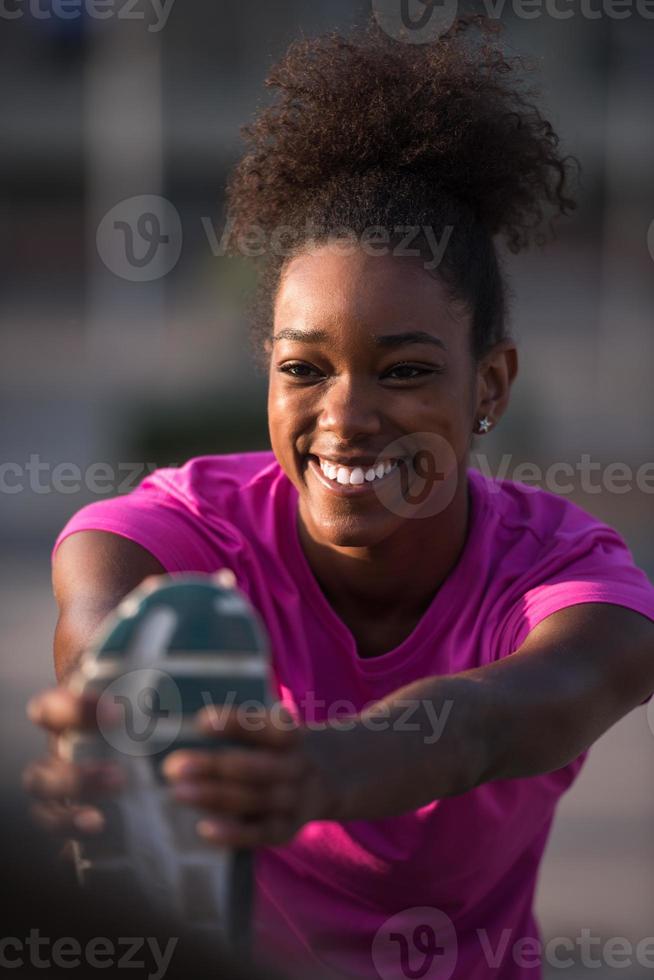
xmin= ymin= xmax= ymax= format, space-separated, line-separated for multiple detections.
xmin=22 ymin=757 xmax=125 ymax=802
xmin=29 ymin=801 xmax=106 ymax=836
xmin=172 ymin=778 xmax=299 ymax=816
xmin=26 ymin=688 xmax=119 ymax=735
xmin=162 ymin=747 xmax=306 ymax=785
xmin=195 ymin=703 xmax=299 ymax=750
xmin=140 ymin=574 xmax=169 ymax=591
xmin=196 ymin=814 xmax=297 ymax=849
xmin=212 ymin=569 xmax=237 ymax=589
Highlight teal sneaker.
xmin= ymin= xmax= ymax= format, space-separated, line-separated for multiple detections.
xmin=59 ymin=570 xmax=272 ymax=957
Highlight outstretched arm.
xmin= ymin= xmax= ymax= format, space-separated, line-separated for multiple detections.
xmin=330 ymin=602 xmax=654 ymax=820
xmin=164 ymin=602 xmax=654 ymax=845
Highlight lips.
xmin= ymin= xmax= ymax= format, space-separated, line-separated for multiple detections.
xmin=316 ymin=456 xmax=398 ymax=486
xmin=304 ymin=455 xmax=400 ymax=496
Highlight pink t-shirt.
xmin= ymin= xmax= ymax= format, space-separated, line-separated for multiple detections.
xmin=52 ymin=453 xmax=654 ymax=979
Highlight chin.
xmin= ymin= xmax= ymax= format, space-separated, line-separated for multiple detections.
xmin=311 ymin=509 xmax=402 ymax=549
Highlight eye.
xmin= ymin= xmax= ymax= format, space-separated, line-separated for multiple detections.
xmin=277 ymin=362 xmax=322 ymax=380
xmin=277 ymin=361 xmax=443 ymax=382
xmin=384 ymin=363 xmax=440 ymax=380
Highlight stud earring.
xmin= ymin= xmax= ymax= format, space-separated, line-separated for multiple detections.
xmin=476 ymin=416 xmax=492 ymax=434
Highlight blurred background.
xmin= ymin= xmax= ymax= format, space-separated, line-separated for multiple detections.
xmin=1 ymin=1 xmax=653 ymax=977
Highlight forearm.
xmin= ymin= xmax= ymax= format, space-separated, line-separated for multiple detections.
xmin=316 ymin=673 xmax=491 ymax=821
xmin=321 ymin=650 xmax=612 ymax=822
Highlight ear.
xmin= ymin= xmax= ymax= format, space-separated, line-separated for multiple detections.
xmin=474 ymin=339 xmax=518 ymax=427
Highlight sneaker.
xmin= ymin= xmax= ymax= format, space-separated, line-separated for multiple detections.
xmin=59 ymin=570 xmax=272 ymax=957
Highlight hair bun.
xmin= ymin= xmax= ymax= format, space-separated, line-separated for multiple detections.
xmin=227 ymin=17 xmax=577 ymax=254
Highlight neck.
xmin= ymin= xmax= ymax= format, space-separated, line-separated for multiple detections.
xmin=296 ymin=468 xmax=472 ymax=622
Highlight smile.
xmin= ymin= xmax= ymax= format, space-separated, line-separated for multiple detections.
xmin=305 ymin=455 xmax=400 ymax=496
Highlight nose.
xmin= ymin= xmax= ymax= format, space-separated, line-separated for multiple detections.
xmin=317 ymin=374 xmax=381 ymax=441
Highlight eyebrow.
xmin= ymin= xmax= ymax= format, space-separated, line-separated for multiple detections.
xmin=272 ymin=328 xmax=447 ymax=351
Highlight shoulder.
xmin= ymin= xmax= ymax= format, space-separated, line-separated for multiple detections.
xmin=467 ymin=468 xmax=654 ymax=657
xmin=138 ymin=451 xmax=281 ymax=513
xmin=468 ymin=466 xmax=633 ymax=566
xmin=52 ymin=451 xmax=287 ymax=574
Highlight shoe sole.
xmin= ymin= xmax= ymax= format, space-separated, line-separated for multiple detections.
xmin=59 ymin=572 xmax=272 ymax=955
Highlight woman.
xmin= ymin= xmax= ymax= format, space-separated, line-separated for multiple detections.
xmin=24 ymin=19 xmax=654 ymax=980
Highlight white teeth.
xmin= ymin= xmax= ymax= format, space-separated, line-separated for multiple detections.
xmin=317 ymin=457 xmax=398 ymax=486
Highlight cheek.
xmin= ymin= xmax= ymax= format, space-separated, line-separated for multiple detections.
xmin=404 ymin=387 xmax=471 ymax=450
xmin=267 ymin=383 xmax=306 ymax=454
xmin=269 ymin=382 xmax=297 ymax=418
xmin=399 ymin=389 xmax=456 ymax=424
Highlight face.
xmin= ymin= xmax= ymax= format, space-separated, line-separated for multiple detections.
xmin=267 ymin=245 xmax=511 ymax=549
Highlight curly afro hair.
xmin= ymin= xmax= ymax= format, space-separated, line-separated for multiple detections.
xmin=225 ymin=16 xmax=578 ymax=372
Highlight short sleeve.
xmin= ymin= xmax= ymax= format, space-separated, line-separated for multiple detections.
xmin=495 ymin=528 xmax=654 ymax=706
xmin=51 ymin=488 xmax=239 ymax=575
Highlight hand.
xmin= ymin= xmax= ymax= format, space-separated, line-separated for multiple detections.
xmin=22 ymin=686 xmax=126 ymax=840
xmin=162 ymin=703 xmax=346 ymax=848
